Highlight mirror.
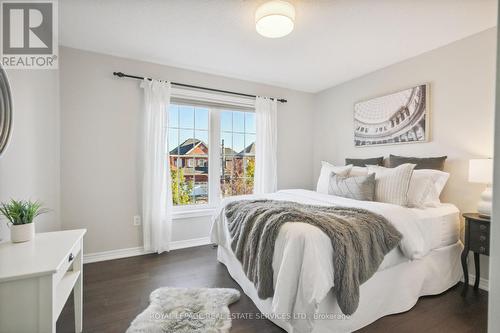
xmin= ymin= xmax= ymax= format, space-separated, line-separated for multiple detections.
xmin=0 ymin=65 xmax=12 ymax=156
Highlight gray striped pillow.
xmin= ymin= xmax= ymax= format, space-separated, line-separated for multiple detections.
xmin=328 ymin=172 xmax=376 ymax=201
xmin=367 ymin=164 xmax=416 ymax=206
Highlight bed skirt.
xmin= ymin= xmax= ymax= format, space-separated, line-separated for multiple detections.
xmin=217 ymin=241 xmax=463 ymax=333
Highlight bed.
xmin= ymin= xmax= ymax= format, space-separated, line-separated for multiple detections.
xmin=210 ymin=189 xmax=462 ymax=333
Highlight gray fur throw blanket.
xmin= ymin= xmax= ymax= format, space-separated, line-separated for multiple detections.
xmin=225 ymin=199 xmax=402 ymax=315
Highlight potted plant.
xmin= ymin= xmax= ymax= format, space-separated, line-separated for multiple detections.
xmin=0 ymin=200 xmax=47 ymax=243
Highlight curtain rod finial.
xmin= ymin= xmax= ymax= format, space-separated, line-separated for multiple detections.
xmin=113 ymin=71 xmax=125 ymax=77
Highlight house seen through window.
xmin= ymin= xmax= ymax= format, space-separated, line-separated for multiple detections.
xmin=168 ymin=104 xmax=256 ymax=206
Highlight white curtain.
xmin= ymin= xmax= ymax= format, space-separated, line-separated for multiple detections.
xmin=254 ymin=96 xmax=278 ymax=194
xmin=141 ymin=79 xmax=172 ymax=254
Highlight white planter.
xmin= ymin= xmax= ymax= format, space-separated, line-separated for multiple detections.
xmin=10 ymin=223 xmax=35 ymax=243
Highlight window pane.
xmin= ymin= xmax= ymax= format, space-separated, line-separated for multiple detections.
xmin=221 ymin=176 xmax=232 ymax=197
xmin=221 ymin=132 xmax=233 ymax=160
xmin=221 ymin=132 xmax=232 ymax=149
xmin=244 ymin=134 xmax=256 ymax=155
xmin=233 ymin=133 xmax=244 ymax=154
xmin=233 ymin=112 xmax=245 ymax=132
xmin=169 ymin=105 xmax=179 ymax=128
xmin=221 ymin=130 xmax=233 ymax=180
xmin=219 ymin=110 xmax=256 ymax=199
xmin=244 ymin=178 xmax=254 ymax=195
xmin=195 ymin=130 xmax=209 ymax=149
xmin=245 ymin=112 xmax=256 ymax=133
xmin=179 ymin=105 xmax=194 ymax=128
xmin=171 ymin=169 xmax=194 ymax=205
xmin=232 ymin=158 xmax=244 ymax=178
xmin=181 ymin=166 xmax=195 ymax=205
xmin=168 ymin=103 xmax=209 ymax=206
xmin=179 ymin=129 xmax=193 ymax=146
xmin=232 ymin=177 xmax=246 ymax=196
xmin=195 ymin=108 xmax=209 ymax=130
xmin=221 ymin=112 xmax=232 ymax=132
xmin=243 ymin=156 xmax=255 ymax=193
xmin=168 ymin=128 xmax=179 ymax=154
xmin=193 ymin=157 xmax=208 ymax=204
xmin=171 ymin=169 xmax=180 ymax=204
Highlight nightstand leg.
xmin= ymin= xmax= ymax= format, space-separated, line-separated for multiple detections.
xmin=474 ymin=253 xmax=480 ymax=290
xmin=461 ymin=249 xmax=469 ymax=296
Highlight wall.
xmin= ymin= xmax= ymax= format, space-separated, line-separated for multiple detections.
xmin=59 ymin=47 xmax=315 ymax=254
xmin=0 ymin=70 xmax=60 ymax=241
xmin=312 ymin=28 xmax=497 ymax=280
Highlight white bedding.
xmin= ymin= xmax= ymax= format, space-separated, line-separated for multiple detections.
xmin=210 ymin=189 xmax=460 ymax=333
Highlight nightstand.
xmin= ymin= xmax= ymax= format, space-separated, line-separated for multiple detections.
xmin=461 ymin=213 xmax=490 ymax=295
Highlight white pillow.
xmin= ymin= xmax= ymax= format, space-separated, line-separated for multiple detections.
xmin=349 ymin=166 xmax=368 ymax=177
xmin=367 ymin=164 xmax=416 ymax=206
xmin=316 ymin=161 xmax=352 ymax=194
xmin=407 ymin=172 xmax=438 ymax=208
xmin=424 ymin=169 xmax=449 ymax=197
xmin=408 ymin=169 xmax=450 ymax=207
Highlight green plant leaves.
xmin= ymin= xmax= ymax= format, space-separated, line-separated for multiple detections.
xmin=0 ymin=199 xmax=48 ymax=225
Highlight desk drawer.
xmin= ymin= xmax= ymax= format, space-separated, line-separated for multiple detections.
xmin=54 ymin=239 xmax=81 ymax=285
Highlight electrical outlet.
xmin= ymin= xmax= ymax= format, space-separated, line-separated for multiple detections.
xmin=133 ymin=215 xmax=141 ymax=226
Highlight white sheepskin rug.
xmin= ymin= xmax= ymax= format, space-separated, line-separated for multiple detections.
xmin=126 ymin=287 xmax=241 ymax=333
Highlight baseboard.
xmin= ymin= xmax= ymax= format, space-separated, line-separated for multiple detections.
xmin=83 ymin=246 xmax=152 ymax=264
xmin=169 ymin=236 xmax=211 ymax=250
xmin=83 ymin=237 xmax=211 ymax=264
xmin=462 ymin=274 xmax=489 ymax=291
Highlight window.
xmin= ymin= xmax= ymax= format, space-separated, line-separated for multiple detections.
xmin=220 ymin=111 xmax=256 ymax=197
xmin=168 ymin=103 xmax=256 ymax=208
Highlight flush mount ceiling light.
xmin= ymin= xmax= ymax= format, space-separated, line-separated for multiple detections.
xmin=255 ymin=0 xmax=295 ymax=38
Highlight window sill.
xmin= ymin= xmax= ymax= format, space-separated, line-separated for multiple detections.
xmin=172 ymin=207 xmax=217 ymax=220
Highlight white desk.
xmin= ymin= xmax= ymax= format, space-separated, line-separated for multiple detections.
xmin=0 ymin=229 xmax=86 ymax=333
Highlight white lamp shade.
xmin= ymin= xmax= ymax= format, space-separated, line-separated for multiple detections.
xmin=469 ymin=158 xmax=493 ymax=184
xmin=255 ymin=0 xmax=295 ymax=38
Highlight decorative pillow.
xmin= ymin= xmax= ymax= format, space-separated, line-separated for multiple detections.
xmin=349 ymin=166 xmax=368 ymax=177
xmin=328 ymin=172 xmax=376 ymax=201
xmin=316 ymin=161 xmax=352 ymax=194
xmin=423 ymin=169 xmax=450 ymax=197
xmin=345 ymin=157 xmax=384 ymax=167
xmin=388 ymin=154 xmax=447 ymax=171
xmin=408 ymin=169 xmax=450 ymax=207
xmin=407 ymin=172 xmax=438 ymax=208
xmin=367 ymin=164 xmax=416 ymax=206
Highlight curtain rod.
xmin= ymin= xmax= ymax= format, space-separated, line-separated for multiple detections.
xmin=112 ymin=72 xmax=287 ymax=103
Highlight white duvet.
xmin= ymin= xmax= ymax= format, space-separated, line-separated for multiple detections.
xmin=210 ymin=189 xmax=458 ymax=332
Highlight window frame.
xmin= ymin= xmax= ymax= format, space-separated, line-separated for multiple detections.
xmin=169 ymin=88 xmax=256 ymax=217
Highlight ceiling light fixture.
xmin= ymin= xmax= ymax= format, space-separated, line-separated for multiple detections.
xmin=255 ymin=0 xmax=295 ymax=38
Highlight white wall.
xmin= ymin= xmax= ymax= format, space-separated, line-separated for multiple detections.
xmin=59 ymin=47 xmax=315 ymax=254
xmin=312 ymin=28 xmax=497 ymax=279
xmin=0 ymin=70 xmax=61 ymax=241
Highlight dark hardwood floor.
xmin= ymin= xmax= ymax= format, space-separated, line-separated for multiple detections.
xmin=57 ymin=245 xmax=488 ymax=333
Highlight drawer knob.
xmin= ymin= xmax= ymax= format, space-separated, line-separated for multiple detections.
xmin=68 ymin=253 xmax=74 ymax=262
xmin=480 ymin=235 xmax=487 ymax=242
xmin=480 ymin=225 xmax=487 ymax=231
xmin=480 ymin=246 xmax=486 ymax=253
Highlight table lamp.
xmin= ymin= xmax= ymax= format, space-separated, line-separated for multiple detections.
xmin=469 ymin=158 xmax=493 ymax=218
